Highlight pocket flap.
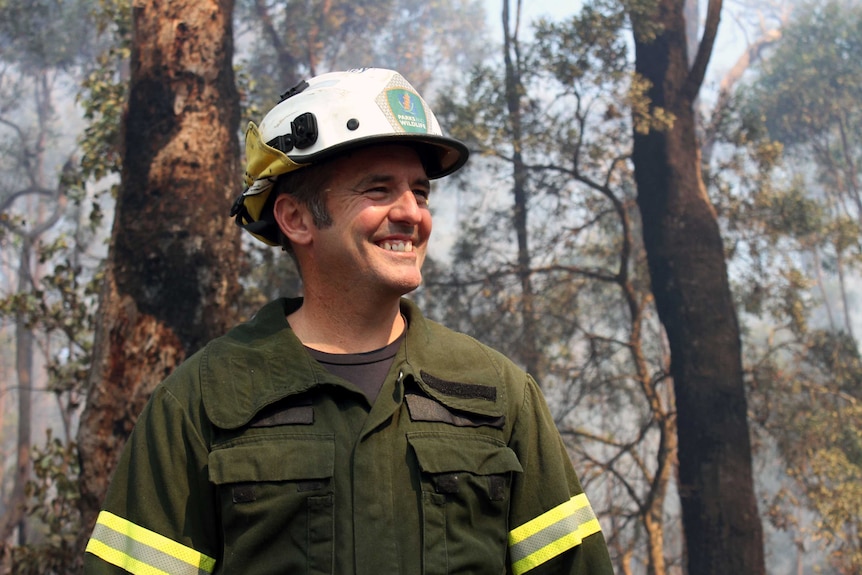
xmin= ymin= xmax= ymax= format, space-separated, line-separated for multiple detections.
xmin=408 ymin=433 xmax=523 ymax=476
xmin=209 ymin=435 xmax=334 ymax=484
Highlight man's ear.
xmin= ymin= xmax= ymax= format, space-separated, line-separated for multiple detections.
xmin=273 ymin=194 xmax=314 ymax=247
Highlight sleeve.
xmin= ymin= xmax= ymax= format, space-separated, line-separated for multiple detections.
xmin=83 ymin=381 xmax=219 ymax=575
xmin=507 ymin=375 xmax=614 ymax=575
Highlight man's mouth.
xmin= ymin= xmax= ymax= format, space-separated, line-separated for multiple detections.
xmin=378 ymin=240 xmax=414 ymax=252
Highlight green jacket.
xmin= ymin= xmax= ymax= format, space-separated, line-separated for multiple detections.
xmin=84 ymin=298 xmax=613 ymax=575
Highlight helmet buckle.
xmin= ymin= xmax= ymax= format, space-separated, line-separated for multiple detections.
xmin=230 ymin=191 xmax=248 ymax=219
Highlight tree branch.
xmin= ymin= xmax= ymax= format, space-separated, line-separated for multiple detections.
xmin=685 ymin=0 xmax=723 ymax=101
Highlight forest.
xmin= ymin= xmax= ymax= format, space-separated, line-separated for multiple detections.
xmin=0 ymin=0 xmax=860 ymax=573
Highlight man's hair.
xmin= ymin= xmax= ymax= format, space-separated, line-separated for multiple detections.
xmin=273 ymin=160 xmax=335 ymax=257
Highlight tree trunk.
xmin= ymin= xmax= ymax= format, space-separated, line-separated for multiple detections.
xmin=76 ymin=0 xmax=241 ymax=547
xmin=0 ymin=240 xmax=35 ymax=549
xmin=502 ymin=0 xmax=540 ymax=380
xmin=629 ymin=0 xmax=766 ymax=573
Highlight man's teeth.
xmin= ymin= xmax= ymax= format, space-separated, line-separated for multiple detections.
xmin=380 ymin=240 xmax=413 ymax=252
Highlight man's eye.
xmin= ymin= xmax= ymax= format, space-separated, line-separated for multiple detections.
xmin=363 ymin=187 xmax=389 ymax=197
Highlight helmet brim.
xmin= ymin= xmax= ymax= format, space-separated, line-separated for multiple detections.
xmin=288 ymin=133 xmax=469 ymax=180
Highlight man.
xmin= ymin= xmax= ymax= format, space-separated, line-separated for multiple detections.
xmin=84 ymin=68 xmax=614 ymax=574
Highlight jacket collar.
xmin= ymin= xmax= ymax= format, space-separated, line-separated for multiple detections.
xmin=202 ymin=297 xmax=505 ymax=429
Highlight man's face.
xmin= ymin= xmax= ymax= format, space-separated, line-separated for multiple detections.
xmin=309 ymin=144 xmax=433 ymax=298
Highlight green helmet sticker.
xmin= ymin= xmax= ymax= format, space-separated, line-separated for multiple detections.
xmin=386 ymin=89 xmax=428 ymax=133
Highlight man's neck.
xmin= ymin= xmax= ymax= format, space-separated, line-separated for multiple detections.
xmin=287 ymin=295 xmax=405 ymax=354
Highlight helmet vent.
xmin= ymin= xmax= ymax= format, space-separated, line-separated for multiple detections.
xmin=279 ymin=80 xmax=309 ymax=102
xmin=347 ymin=118 xmax=359 ymax=131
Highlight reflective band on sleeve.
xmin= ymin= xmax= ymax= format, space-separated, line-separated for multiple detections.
xmin=508 ymin=493 xmax=602 ymax=575
xmin=85 ymin=511 xmax=216 ymax=575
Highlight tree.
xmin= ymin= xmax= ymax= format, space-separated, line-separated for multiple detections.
xmin=628 ymin=0 xmax=766 ymax=573
xmin=75 ymin=0 xmax=242 ymax=544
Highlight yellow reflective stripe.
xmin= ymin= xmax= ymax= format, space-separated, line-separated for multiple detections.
xmin=508 ymin=493 xmax=602 ymax=575
xmin=86 ymin=511 xmax=216 ymax=575
xmin=86 ymin=538 xmax=171 ymax=575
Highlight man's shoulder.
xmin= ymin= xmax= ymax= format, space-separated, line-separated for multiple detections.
xmin=162 ymin=298 xmax=298 ymax=380
xmin=404 ymin=300 xmax=528 ymax=387
xmin=154 ymin=298 xmax=307 ymax=421
xmin=423 ymin=317 xmax=510 ymax=361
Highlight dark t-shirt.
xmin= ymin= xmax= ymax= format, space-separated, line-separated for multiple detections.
xmin=306 ymin=335 xmax=404 ymax=404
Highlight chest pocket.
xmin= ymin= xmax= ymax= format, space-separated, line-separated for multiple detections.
xmin=209 ymin=434 xmax=334 ymax=575
xmin=408 ymin=432 xmax=523 ymax=575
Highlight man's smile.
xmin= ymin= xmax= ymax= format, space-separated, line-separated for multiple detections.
xmin=378 ymin=239 xmax=415 ymax=252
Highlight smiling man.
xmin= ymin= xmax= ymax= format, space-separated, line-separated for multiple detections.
xmin=84 ymin=68 xmax=614 ymax=575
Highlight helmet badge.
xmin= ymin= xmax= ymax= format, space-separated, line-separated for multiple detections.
xmin=386 ymin=89 xmax=428 ymax=134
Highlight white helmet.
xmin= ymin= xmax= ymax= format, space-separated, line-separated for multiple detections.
xmin=231 ymin=68 xmax=469 ymax=245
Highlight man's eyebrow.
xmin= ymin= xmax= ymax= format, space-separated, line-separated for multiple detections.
xmin=354 ymin=174 xmax=431 ymax=189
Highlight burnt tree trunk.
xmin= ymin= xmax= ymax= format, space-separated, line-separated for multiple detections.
xmin=76 ymin=0 xmax=241 ymax=547
xmin=629 ymin=0 xmax=766 ymax=573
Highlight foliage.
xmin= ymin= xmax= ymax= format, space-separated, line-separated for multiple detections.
xmin=0 ymin=0 xmax=121 ymax=430
xmin=710 ymin=2 xmax=862 ymax=569
xmin=748 ymin=1 xmax=862 ymax=147
xmin=8 ymin=432 xmax=81 ymax=575
xmin=0 ymin=0 xmax=99 ymax=70
xmin=0 ymin=231 xmax=102 ymax=424
xmin=435 ymin=0 xmax=649 ymax=394
xmin=742 ymin=0 xmax=862 ymax=228
xmin=76 ymin=0 xmax=131 ymax=184
xmin=751 ymin=330 xmax=862 ymax=574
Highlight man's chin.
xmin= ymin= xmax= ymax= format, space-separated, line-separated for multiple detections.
xmin=388 ymin=276 xmax=423 ymax=298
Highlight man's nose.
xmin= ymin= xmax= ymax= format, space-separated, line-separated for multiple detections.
xmin=389 ymin=189 xmax=424 ymax=224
